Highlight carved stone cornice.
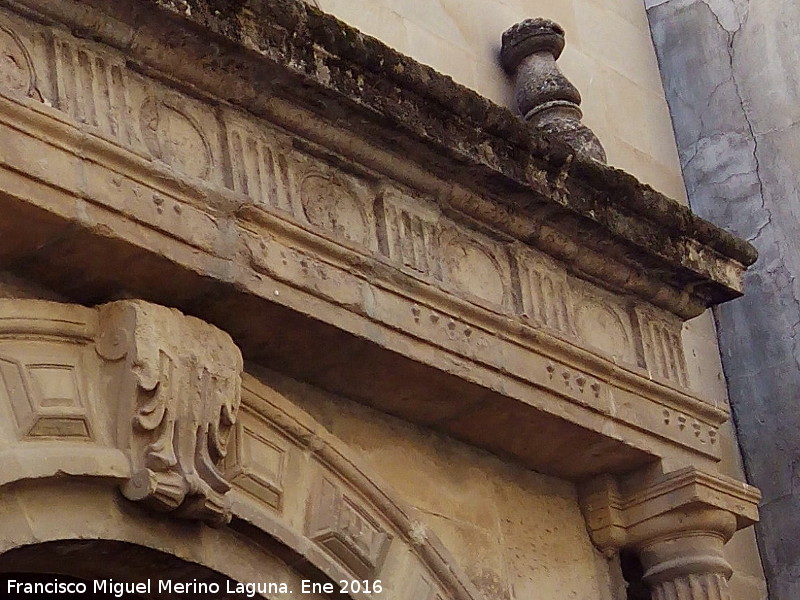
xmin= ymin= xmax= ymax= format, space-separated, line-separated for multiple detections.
xmin=97 ymin=300 xmax=243 ymax=525
xmin=0 ymin=0 xmax=755 ymax=480
xmin=1 ymin=0 xmax=754 ymax=319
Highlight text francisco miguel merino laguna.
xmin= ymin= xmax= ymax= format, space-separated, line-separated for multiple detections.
xmin=6 ymin=577 xmax=385 ymax=597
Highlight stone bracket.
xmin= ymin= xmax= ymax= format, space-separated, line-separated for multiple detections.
xmin=97 ymin=300 xmax=243 ymax=526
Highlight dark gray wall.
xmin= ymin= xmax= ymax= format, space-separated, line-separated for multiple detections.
xmin=646 ymin=0 xmax=800 ymax=598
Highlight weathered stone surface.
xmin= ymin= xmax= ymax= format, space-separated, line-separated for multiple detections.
xmin=500 ymin=18 xmax=607 ymax=162
xmin=0 ymin=0 xmax=749 ymax=482
xmin=648 ymin=0 xmax=799 ymax=597
xmin=1 ymin=0 xmax=755 ymax=319
xmin=0 ymin=0 xmax=766 ymax=597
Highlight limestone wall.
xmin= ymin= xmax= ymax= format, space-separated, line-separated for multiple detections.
xmin=313 ymin=0 xmax=687 ymax=202
xmin=253 ymin=368 xmax=623 ymax=600
xmin=647 ymin=0 xmax=800 ymax=598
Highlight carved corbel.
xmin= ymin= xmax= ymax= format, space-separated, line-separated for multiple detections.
xmin=96 ymin=300 xmax=243 ymax=526
xmin=580 ymin=468 xmax=760 ymax=599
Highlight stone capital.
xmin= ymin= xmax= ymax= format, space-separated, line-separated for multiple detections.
xmin=580 ymin=467 xmax=759 ymax=552
xmin=580 ymin=468 xmax=760 ymax=599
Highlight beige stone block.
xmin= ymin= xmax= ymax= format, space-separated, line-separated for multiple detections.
xmin=402 ymin=20 xmax=478 ymax=90
xmin=382 ymin=0 xmax=470 ymax=49
xmin=727 ymin=525 xmax=769 ymax=581
xmin=605 ymin=139 xmax=688 ymax=202
xmin=728 ymin=572 xmax=769 ymax=600
xmin=682 ymin=310 xmax=728 ymax=402
xmin=574 ymin=1 xmax=665 ymax=94
xmin=274 ymin=381 xmax=501 ymax=532
xmin=473 ymin=57 xmax=517 ymax=109
xmin=431 ymin=0 xmax=529 ymax=109
xmin=601 ymin=67 xmax=683 ymax=173
xmin=494 ymin=0 xmax=579 ymax=40
xmin=420 ymin=513 xmax=512 ymax=600
xmin=559 ymin=48 xmax=610 ymax=134
xmin=592 ymin=0 xmax=652 ymax=31
xmin=495 ymin=472 xmax=607 ymax=600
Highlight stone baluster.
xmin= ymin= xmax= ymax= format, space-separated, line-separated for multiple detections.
xmin=500 ymin=18 xmax=606 ymax=162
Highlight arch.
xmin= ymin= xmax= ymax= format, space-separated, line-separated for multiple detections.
xmin=0 ymin=298 xmax=483 ymax=600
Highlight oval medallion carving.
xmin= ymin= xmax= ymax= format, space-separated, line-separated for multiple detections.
xmin=444 ymin=238 xmax=505 ymax=306
xmin=140 ymin=98 xmax=212 ymax=179
xmin=0 ymin=26 xmax=35 ymax=97
xmin=300 ymin=173 xmax=368 ymax=245
xmin=575 ymin=302 xmax=636 ymax=364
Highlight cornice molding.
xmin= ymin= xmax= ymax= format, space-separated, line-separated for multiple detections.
xmin=1 ymin=0 xmax=755 ymax=319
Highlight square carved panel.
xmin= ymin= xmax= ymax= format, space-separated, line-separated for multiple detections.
xmin=0 ymin=345 xmax=92 ymax=439
xmin=307 ymin=477 xmax=391 ymax=579
xmin=226 ymin=412 xmax=287 ymax=512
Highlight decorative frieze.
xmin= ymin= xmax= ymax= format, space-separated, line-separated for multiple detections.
xmin=225 ymin=111 xmax=294 ymax=212
xmin=299 ymin=170 xmax=372 ymax=248
xmin=50 ymin=31 xmax=138 ymax=146
xmin=0 ymin=4 xmax=698 ymax=393
xmin=375 ymin=188 xmax=442 ymax=279
xmin=97 ymin=300 xmax=243 ymax=526
xmin=0 ymin=25 xmax=37 ymax=100
xmin=139 ymin=93 xmax=216 ymax=180
xmin=573 ymin=289 xmax=638 ymax=367
xmin=440 ymin=230 xmax=511 ymax=309
xmin=514 ymin=248 xmax=574 ymax=335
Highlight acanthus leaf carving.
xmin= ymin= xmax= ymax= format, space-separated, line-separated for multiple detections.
xmin=97 ymin=300 xmax=243 ymax=526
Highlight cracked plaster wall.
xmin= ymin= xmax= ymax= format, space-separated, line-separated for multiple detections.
xmin=647 ymin=0 xmax=800 ymax=597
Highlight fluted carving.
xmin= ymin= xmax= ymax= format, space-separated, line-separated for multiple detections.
xmin=650 ymin=573 xmax=730 ymax=600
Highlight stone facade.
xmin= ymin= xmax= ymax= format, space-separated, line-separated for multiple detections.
xmin=0 ymin=0 xmax=767 ymax=598
xmin=646 ymin=0 xmax=799 ymax=598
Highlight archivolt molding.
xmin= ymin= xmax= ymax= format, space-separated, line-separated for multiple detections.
xmin=0 ymin=298 xmax=481 ymax=600
xmin=230 ymin=376 xmax=484 ymax=600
